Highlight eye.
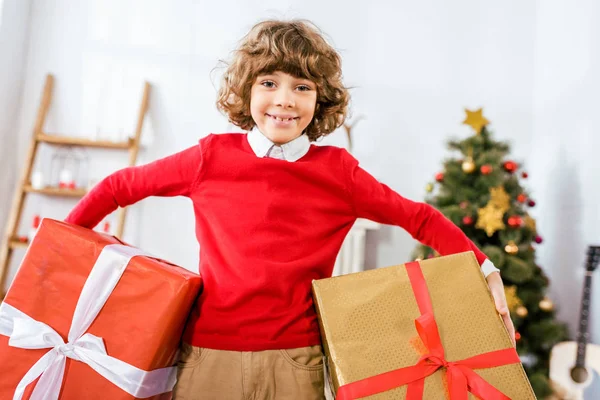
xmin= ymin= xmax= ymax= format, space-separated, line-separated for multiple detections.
xmin=296 ymin=85 xmax=313 ymax=92
xmin=260 ymin=80 xmax=276 ymax=88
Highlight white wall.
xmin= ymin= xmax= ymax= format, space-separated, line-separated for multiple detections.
xmin=0 ymin=0 xmax=31 ymax=291
xmin=3 ymin=0 xmax=600 ymax=360
xmin=531 ymin=0 xmax=600 ymax=378
xmin=0 ymin=0 xmax=32 ymax=256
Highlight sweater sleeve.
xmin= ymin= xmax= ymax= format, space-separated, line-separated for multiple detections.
xmin=345 ymin=152 xmax=488 ymax=266
xmin=65 ymin=141 xmax=204 ymax=229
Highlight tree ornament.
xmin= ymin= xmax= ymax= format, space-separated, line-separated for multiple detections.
xmin=508 ymin=215 xmax=523 ymax=228
xmin=534 ymin=235 xmax=543 ymax=244
xmin=461 ymin=147 xmax=476 ymax=173
xmin=528 ymin=199 xmax=536 ymax=207
xmin=480 ymin=164 xmax=493 ymax=175
xmin=539 ymin=297 xmax=554 ymax=311
xmin=521 ymin=171 xmax=528 ymax=178
xmin=489 ymin=186 xmax=511 ymax=212
xmin=519 ymin=353 xmax=539 ymax=368
xmin=425 ymin=183 xmax=434 ymax=193
xmin=459 ymin=201 xmax=469 ymax=209
xmin=505 ymin=240 xmax=519 ymax=254
xmin=462 ymin=108 xmax=489 ymax=134
xmin=516 ymin=306 xmax=529 ymax=318
xmin=505 ymin=286 xmax=522 ymax=313
xmin=503 ymin=160 xmax=518 ymax=173
xmin=462 ymin=216 xmax=474 ymax=225
xmin=435 ymin=172 xmax=444 ymax=182
xmin=462 ymin=158 xmax=476 ymax=173
xmin=515 ymin=332 xmax=522 ymax=341
xmin=524 ymin=215 xmax=537 ymax=232
xmin=517 ymin=194 xmax=527 ymax=203
xmin=476 ymin=204 xmax=506 ymax=236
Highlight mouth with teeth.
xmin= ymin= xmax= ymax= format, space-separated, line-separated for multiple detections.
xmin=266 ymin=113 xmax=299 ymax=124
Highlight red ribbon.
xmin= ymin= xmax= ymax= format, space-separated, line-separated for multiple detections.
xmin=336 ymin=261 xmax=520 ymax=400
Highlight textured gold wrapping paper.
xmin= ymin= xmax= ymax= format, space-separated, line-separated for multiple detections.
xmin=312 ymin=251 xmax=536 ymax=399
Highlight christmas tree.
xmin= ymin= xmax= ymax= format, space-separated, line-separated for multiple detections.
xmin=412 ymin=108 xmax=569 ymax=398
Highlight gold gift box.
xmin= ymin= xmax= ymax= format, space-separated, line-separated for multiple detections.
xmin=312 ymin=251 xmax=536 ymax=399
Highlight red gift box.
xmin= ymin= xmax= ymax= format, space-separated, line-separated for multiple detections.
xmin=0 ymin=219 xmax=202 ymax=399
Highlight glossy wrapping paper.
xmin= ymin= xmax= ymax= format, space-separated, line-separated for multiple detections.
xmin=312 ymin=251 xmax=536 ymax=399
xmin=0 ymin=219 xmax=203 ymax=399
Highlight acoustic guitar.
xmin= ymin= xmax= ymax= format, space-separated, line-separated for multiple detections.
xmin=549 ymin=245 xmax=600 ymax=399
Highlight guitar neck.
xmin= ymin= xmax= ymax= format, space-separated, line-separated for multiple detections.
xmin=575 ymin=273 xmax=593 ymax=367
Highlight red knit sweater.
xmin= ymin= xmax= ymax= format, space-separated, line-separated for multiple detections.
xmin=65 ymin=133 xmax=487 ymax=351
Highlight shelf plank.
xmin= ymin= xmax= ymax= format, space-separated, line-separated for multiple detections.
xmin=37 ymin=133 xmax=132 ymax=149
xmin=23 ymin=185 xmax=87 ymax=198
xmin=9 ymin=237 xmax=29 ymax=249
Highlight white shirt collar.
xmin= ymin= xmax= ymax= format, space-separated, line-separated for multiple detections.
xmin=247 ymin=128 xmax=310 ymax=162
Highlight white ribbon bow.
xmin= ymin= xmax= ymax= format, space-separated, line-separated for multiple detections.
xmin=0 ymin=244 xmax=178 ymax=400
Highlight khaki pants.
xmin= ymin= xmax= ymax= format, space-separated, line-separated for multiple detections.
xmin=173 ymin=343 xmax=325 ymax=400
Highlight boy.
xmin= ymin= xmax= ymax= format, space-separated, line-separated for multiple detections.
xmin=66 ymin=19 xmax=513 ymax=400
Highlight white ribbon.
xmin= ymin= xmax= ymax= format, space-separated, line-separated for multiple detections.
xmin=0 ymin=244 xmax=178 ymax=400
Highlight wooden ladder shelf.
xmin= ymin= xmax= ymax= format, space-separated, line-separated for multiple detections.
xmin=0 ymin=74 xmax=151 ymax=298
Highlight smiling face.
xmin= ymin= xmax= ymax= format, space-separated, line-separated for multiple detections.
xmin=250 ymin=71 xmax=317 ymax=145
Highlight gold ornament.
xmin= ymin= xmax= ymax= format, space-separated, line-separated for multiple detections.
xmin=489 ymin=186 xmax=511 ymax=212
xmin=462 ymin=108 xmax=490 ymax=134
xmin=504 ymin=286 xmax=522 ymax=313
xmin=425 ymin=183 xmax=434 ymax=193
xmin=476 ymin=204 xmax=506 ymax=236
xmin=516 ymin=306 xmax=528 ymax=318
xmin=462 ymin=157 xmax=476 ymax=173
xmin=505 ymin=240 xmax=519 ymax=255
xmin=524 ymin=215 xmax=537 ymax=233
xmin=539 ymin=297 xmax=554 ymax=311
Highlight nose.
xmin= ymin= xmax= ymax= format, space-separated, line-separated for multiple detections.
xmin=274 ymin=88 xmax=295 ymax=108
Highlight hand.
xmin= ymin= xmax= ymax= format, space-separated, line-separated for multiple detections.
xmin=486 ymin=271 xmax=516 ymax=347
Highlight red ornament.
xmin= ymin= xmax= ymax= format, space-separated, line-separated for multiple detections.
xmin=534 ymin=235 xmax=543 ymax=244
xmin=508 ymin=215 xmax=523 ymax=228
xmin=459 ymin=201 xmax=469 ymax=209
xmin=462 ymin=216 xmax=474 ymax=225
xmin=435 ymin=172 xmax=444 ymax=182
xmin=59 ymin=181 xmax=76 ymax=190
xmin=480 ymin=165 xmax=493 ymax=175
xmin=517 ymin=194 xmax=527 ymax=203
xmin=528 ymin=200 xmax=536 ymax=207
xmin=521 ymin=172 xmax=528 ymax=178
xmin=515 ymin=332 xmax=522 ymax=341
xmin=503 ymin=161 xmax=518 ymax=173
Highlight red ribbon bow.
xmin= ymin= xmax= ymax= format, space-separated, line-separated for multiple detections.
xmin=336 ymin=261 xmax=520 ymax=400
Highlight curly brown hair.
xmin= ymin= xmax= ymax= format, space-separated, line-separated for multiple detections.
xmin=216 ymin=19 xmax=349 ymax=142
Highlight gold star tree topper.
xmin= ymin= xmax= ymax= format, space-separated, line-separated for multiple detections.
xmin=463 ymin=108 xmax=489 ymax=134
